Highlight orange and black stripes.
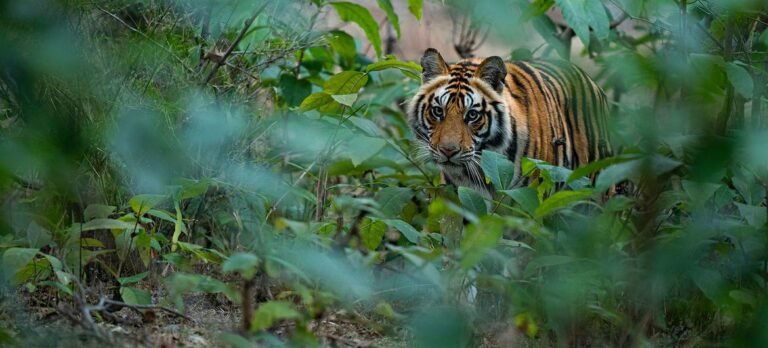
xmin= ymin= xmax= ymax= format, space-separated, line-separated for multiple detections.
xmin=409 ymin=48 xmax=611 ymax=192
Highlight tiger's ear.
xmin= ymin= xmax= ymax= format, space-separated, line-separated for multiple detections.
xmin=476 ymin=56 xmax=507 ymax=93
xmin=420 ymin=48 xmax=449 ymax=84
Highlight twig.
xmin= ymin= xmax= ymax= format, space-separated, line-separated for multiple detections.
xmin=202 ymin=3 xmax=269 ymax=85
xmin=101 ymin=298 xmax=195 ymax=322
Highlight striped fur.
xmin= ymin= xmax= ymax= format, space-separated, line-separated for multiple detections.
xmin=408 ymin=48 xmax=612 ymax=194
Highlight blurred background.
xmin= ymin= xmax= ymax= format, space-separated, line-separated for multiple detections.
xmin=1 ymin=0 xmax=767 ymax=347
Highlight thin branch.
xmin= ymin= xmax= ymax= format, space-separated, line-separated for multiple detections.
xmin=101 ymin=298 xmax=195 ymax=322
xmin=202 ymin=3 xmax=269 ymax=85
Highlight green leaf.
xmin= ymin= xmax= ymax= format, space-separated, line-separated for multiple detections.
xmin=458 ymin=187 xmax=487 ymax=217
xmin=480 ymin=150 xmax=515 ymax=190
xmin=324 ymin=71 xmax=369 ymax=95
xmin=567 ymin=155 xmax=638 ymax=183
xmin=460 ymin=216 xmax=503 ymax=269
xmin=406 ymin=0 xmax=423 ymax=20
xmin=375 ymin=187 xmax=413 ymax=217
xmin=171 ymin=200 xmax=184 ymax=252
xmin=178 ymin=178 xmax=210 ymax=199
xmin=328 ymin=30 xmax=357 ymax=63
xmin=376 ymin=0 xmax=401 ymax=38
xmin=524 ymin=0 xmax=555 ymax=19
xmin=81 ymin=218 xmax=135 ymax=231
xmin=250 ymin=301 xmax=301 ymax=332
xmin=330 ymin=2 xmax=382 ymax=57
xmin=222 ymin=252 xmax=259 ymax=280
xmin=1 ymin=248 xmax=38 ymax=285
xmin=735 ymin=203 xmax=767 ymax=228
xmin=524 ymin=255 xmax=577 ymax=276
xmin=84 ymin=204 xmax=116 ymax=220
xmin=725 ymin=62 xmax=753 ymax=98
xmin=279 ymin=74 xmax=312 ymax=107
xmin=359 ymin=217 xmax=387 ymax=250
xmin=118 ymin=271 xmax=148 ymax=285
xmin=534 ymin=189 xmax=592 ymax=218
xmin=299 ymin=92 xmax=334 ymax=112
xmin=120 ymin=286 xmax=152 ymax=305
xmin=331 ymin=93 xmax=358 ymax=106
xmin=501 ymin=187 xmax=540 ymax=216
xmin=382 ymin=219 xmax=421 ymax=243
xmin=595 ymin=155 xmax=680 ymax=191
xmin=26 ymin=222 xmax=52 ymax=249
xmin=343 ymin=134 xmax=387 ymax=166
xmin=691 ymin=267 xmax=726 ymax=302
xmin=365 ymin=58 xmax=422 ymax=78
xmin=129 ymin=194 xmax=166 ymax=216
xmin=555 ymin=0 xmax=610 ymax=47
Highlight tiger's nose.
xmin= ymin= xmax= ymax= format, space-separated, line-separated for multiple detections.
xmin=438 ymin=143 xmax=460 ymax=158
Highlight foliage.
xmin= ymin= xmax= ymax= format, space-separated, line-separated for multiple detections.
xmin=0 ymin=0 xmax=767 ymax=346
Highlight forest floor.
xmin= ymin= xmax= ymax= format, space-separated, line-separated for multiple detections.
xmin=3 ymin=284 xmax=530 ymax=347
xmin=5 ymin=288 xmax=406 ymax=347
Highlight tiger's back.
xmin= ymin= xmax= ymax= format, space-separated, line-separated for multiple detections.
xmin=409 ymin=48 xmax=612 ymax=193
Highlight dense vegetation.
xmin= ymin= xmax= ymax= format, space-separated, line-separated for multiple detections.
xmin=1 ymin=0 xmax=767 ymax=346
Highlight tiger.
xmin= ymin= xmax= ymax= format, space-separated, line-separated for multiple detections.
xmin=408 ymin=48 xmax=612 ymax=194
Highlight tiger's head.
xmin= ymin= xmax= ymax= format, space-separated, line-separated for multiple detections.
xmin=408 ymin=48 xmax=511 ymax=182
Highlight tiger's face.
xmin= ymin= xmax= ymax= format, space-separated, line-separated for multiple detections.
xmin=408 ymin=48 xmax=511 ymax=187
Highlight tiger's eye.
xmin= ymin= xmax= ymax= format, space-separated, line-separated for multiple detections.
xmin=431 ymin=106 xmax=443 ymax=118
xmin=467 ymin=109 xmax=481 ymax=121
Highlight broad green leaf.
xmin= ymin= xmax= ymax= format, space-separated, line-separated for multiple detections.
xmin=524 ymin=0 xmax=555 ymax=19
xmin=1 ymin=248 xmax=38 ymax=285
xmin=331 ymin=93 xmax=358 ymax=106
xmin=555 ymin=0 xmax=610 ymax=47
xmin=458 ymin=187 xmax=486 ymax=217
xmin=359 ymin=217 xmax=387 ymax=250
xmin=524 ymin=255 xmax=577 ymax=277
xmin=118 ymin=271 xmax=148 ymax=285
xmin=376 ymin=0 xmax=401 ymax=38
xmin=375 ymin=187 xmax=413 ymax=217
xmin=382 ymin=219 xmax=421 ymax=243
xmin=567 ymin=155 xmax=638 ymax=183
xmin=365 ymin=58 xmax=422 ymax=78
xmin=534 ymin=189 xmax=592 ymax=218
xmin=129 ymin=194 xmax=166 ymax=216
xmin=80 ymin=238 xmax=105 ymax=248
xmin=323 ymin=71 xmax=369 ymax=95
xmin=480 ymin=150 xmax=515 ymax=190
xmin=81 ymin=218 xmax=135 ymax=231
xmin=178 ymin=178 xmax=210 ymax=199
xmin=250 ymin=301 xmax=301 ymax=332
xmin=279 ymin=74 xmax=312 ymax=107
xmin=407 ymin=0 xmax=423 ymax=20
xmin=691 ymin=267 xmax=726 ymax=302
xmin=26 ymin=222 xmax=52 ymax=249
xmin=120 ymin=286 xmax=152 ymax=305
xmin=735 ymin=203 xmax=767 ymax=228
xmin=460 ymin=216 xmax=503 ymax=269
xmin=725 ymin=62 xmax=753 ymax=98
xmin=330 ymin=2 xmax=382 ymax=57
xmin=300 ymin=92 xmax=334 ymax=112
xmin=343 ymin=134 xmax=387 ymax=166
xmin=347 ymin=116 xmax=384 ymax=137
xmin=146 ymin=209 xmax=176 ymax=223
xmin=501 ymin=187 xmax=539 ymax=216
xmin=595 ymin=155 xmax=680 ymax=191
xmin=328 ymin=30 xmax=356 ymax=63
xmin=84 ymin=204 xmax=116 ymax=220
xmin=222 ymin=252 xmax=259 ymax=280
